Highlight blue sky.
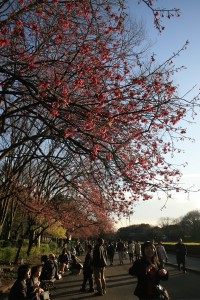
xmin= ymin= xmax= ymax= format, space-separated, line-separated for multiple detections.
xmin=117 ymin=0 xmax=200 ymax=228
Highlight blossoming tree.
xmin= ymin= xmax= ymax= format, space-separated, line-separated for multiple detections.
xmin=0 ymin=0 xmax=199 ymax=238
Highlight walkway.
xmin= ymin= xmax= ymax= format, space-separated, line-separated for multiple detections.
xmin=50 ymin=254 xmax=200 ymax=300
xmin=1 ymin=254 xmax=200 ymax=299
xmin=167 ymin=254 xmax=200 ymax=273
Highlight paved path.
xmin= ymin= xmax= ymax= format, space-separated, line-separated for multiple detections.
xmin=49 ymin=254 xmax=200 ymax=300
xmin=167 ymin=254 xmax=200 ymax=273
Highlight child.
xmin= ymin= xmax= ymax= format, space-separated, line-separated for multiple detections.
xmin=80 ymin=244 xmax=94 ymax=292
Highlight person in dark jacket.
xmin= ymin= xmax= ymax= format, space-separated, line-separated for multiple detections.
xmin=40 ymin=255 xmax=56 ymax=280
xmin=107 ymin=241 xmax=115 ymax=266
xmin=129 ymin=241 xmax=169 ymax=300
xmin=116 ymin=239 xmax=125 ymax=265
xmin=8 ymin=264 xmax=31 ymax=300
xmin=93 ymin=238 xmax=107 ymax=296
xmin=49 ymin=253 xmax=60 ymax=279
xmin=27 ymin=265 xmax=44 ymax=300
xmin=175 ymin=238 xmax=187 ymax=273
xmin=58 ymin=248 xmax=69 ymax=274
xmin=80 ymin=244 xmax=94 ymax=292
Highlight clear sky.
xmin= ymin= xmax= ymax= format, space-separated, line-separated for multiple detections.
xmin=117 ymin=0 xmax=200 ymax=228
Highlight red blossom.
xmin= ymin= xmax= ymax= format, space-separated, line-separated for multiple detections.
xmin=0 ymin=0 xmax=196 ymax=230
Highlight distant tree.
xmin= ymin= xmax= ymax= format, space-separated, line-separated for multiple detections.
xmin=158 ymin=217 xmax=173 ymax=228
xmin=180 ymin=210 xmax=200 ymax=241
xmin=117 ymin=223 xmax=159 ymax=241
xmin=162 ymin=223 xmax=183 ymax=241
xmin=158 ymin=217 xmax=182 ymax=241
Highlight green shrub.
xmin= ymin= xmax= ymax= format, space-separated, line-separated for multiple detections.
xmin=49 ymin=241 xmax=58 ymax=252
xmin=0 ymin=241 xmax=62 ymax=265
xmin=0 ymin=247 xmax=16 ymax=263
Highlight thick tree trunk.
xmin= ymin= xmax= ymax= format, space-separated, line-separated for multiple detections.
xmin=3 ymin=218 xmax=12 ymax=240
xmin=0 ymin=197 xmax=10 ymax=237
xmin=14 ymin=239 xmax=23 ymax=265
xmin=27 ymin=230 xmax=34 ymax=257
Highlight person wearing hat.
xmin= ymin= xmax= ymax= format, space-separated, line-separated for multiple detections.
xmin=129 ymin=241 xmax=169 ymax=300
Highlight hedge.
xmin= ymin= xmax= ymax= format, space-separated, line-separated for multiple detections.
xmin=163 ymin=242 xmax=200 ymax=257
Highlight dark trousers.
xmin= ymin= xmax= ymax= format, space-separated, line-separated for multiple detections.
xmin=176 ymin=255 xmax=186 ymax=271
xmin=82 ymin=272 xmax=94 ymax=290
xmin=128 ymin=253 xmax=134 ymax=263
xmin=108 ymin=254 xmax=114 ymax=265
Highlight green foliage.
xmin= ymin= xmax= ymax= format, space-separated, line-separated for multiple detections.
xmin=49 ymin=241 xmax=58 ymax=252
xmin=0 ymin=247 xmax=16 ymax=263
xmin=27 ymin=243 xmax=61 ymax=264
xmin=0 ymin=242 xmax=61 ymax=265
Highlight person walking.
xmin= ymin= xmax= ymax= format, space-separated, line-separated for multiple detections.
xmin=116 ymin=239 xmax=125 ymax=265
xmin=129 ymin=241 xmax=169 ymax=300
xmin=80 ymin=244 xmax=94 ymax=293
xmin=175 ymin=238 xmax=187 ymax=273
xmin=156 ymin=241 xmax=168 ymax=268
xmin=134 ymin=241 xmax=141 ymax=260
xmin=128 ymin=240 xmax=135 ymax=264
xmin=93 ymin=238 xmax=107 ymax=296
xmin=107 ymin=241 xmax=115 ymax=266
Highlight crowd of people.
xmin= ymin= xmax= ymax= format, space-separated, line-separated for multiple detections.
xmin=8 ymin=247 xmax=83 ymax=300
xmin=8 ymin=238 xmax=187 ymax=299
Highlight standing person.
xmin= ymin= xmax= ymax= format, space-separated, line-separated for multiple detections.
xmin=8 ymin=264 xmax=31 ymax=300
xmin=129 ymin=241 xmax=169 ymax=300
xmin=93 ymin=238 xmax=107 ymax=296
xmin=75 ymin=243 xmax=81 ymax=256
xmin=128 ymin=240 xmax=135 ymax=264
xmin=175 ymin=238 xmax=187 ymax=273
xmin=116 ymin=239 xmax=125 ymax=265
xmin=156 ymin=241 xmax=168 ymax=268
xmin=107 ymin=241 xmax=115 ymax=266
xmin=134 ymin=241 xmax=141 ymax=260
xmin=80 ymin=244 xmax=94 ymax=293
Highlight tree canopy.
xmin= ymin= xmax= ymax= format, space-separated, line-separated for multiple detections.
xmin=0 ymin=0 xmax=199 ymax=247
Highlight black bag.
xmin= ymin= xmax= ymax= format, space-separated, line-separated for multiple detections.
xmin=154 ymin=284 xmax=170 ymax=300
